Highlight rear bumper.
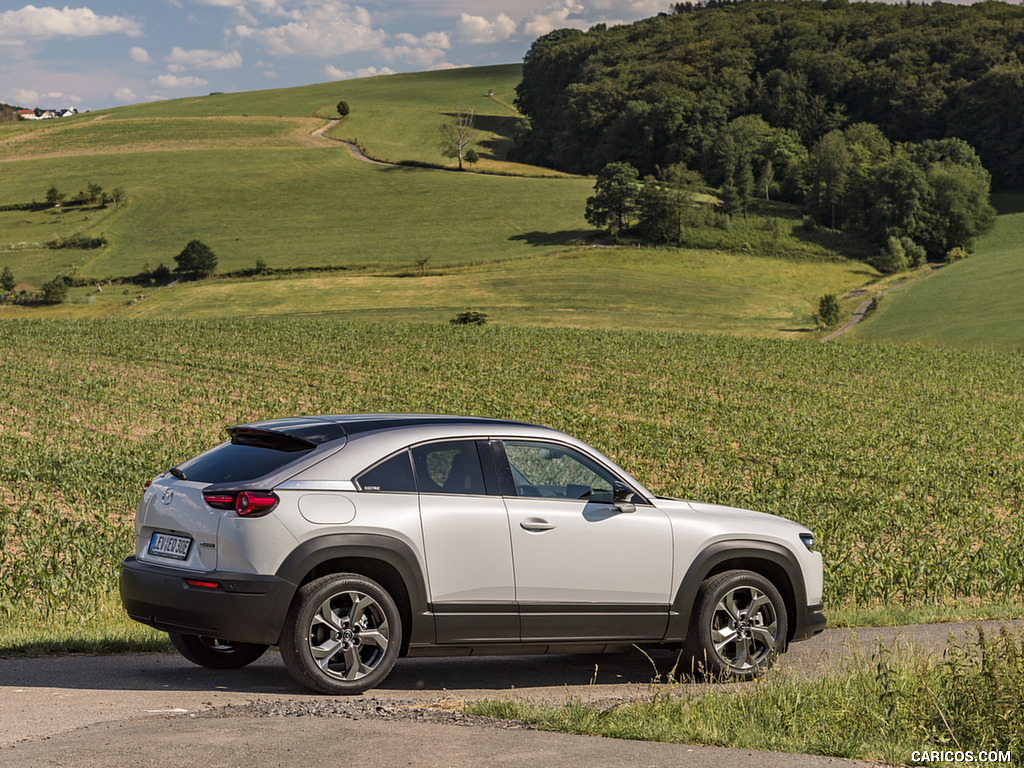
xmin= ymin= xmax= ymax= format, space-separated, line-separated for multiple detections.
xmin=119 ymin=556 xmax=295 ymax=645
xmin=791 ymin=602 xmax=827 ymax=643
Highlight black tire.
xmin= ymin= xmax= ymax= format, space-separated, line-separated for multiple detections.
xmin=685 ymin=569 xmax=787 ymax=680
xmin=168 ymin=632 xmax=269 ymax=669
xmin=279 ymin=573 xmax=402 ymax=695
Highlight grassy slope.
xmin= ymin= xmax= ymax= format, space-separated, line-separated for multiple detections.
xmin=113 ymin=247 xmax=871 ymax=337
xmin=0 ymin=63 xmax=882 ymax=336
xmin=0 ymin=150 xmax=593 ymax=284
xmin=850 ymin=193 xmax=1024 ymax=351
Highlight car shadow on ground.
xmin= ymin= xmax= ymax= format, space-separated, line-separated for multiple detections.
xmin=0 ymin=647 xmax=692 ymax=697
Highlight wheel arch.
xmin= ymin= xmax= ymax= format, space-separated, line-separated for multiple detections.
xmin=275 ymin=534 xmax=434 ymax=652
xmin=667 ymin=540 xmax=805 ymax=644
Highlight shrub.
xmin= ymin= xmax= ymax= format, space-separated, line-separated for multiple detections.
xmin=945 ymin=246 xmax=968 ymax=263
xmin=450 ymin=310 xmax=488 ymax=326
xmin=817 ymin=293 xmax=841 ymax=327
xmin=337 ymin=100 xmax=350 ymax=117
xmin=899 ymin=237 xmax=927 ymax=267
xmin=39 ymin=276 xmax=69 ymax=304
xmin=872 ymin=236 xmax=909 ymax=274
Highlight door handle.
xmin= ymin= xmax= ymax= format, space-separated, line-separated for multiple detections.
xmin=520 ymin=518 xmax=556 ymax=532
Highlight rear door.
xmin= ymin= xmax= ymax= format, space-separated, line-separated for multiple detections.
xmin=497 ymin=439 xmax=673 ymax=642
xmin=413 ymin=440 xmax=519 ymax=643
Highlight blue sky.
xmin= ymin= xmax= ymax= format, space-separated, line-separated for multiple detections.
xmin=0 ymin=1 xmax=671 ymax=109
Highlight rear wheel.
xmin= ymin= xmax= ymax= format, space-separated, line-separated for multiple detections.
xmin=280 ymin=573 xmax=402 ymax=695
xmin=168 ymin=632 xmax=268 ymax=669
xmin=686 ymin=570 xmax=787 ymax=680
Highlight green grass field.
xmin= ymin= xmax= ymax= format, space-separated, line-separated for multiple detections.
xmin=0 ymin=149 xmax=594 ymax=287
xmin=108 ymin=247 xmax=872 ymax=337
xmin=0 ymin=63 xmax=885 ymax=337
xmin=850 ymin=193 xmax=1024 ymax=351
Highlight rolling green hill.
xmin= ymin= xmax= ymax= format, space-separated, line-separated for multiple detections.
xmin=850 ymin=193 xmax=1024 ymax=352
xmin=2 ymin=64 xmax=882 ymax=335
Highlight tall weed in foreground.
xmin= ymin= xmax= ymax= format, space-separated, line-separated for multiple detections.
xmin=466 ymin=627 xmax=1024 ymax=766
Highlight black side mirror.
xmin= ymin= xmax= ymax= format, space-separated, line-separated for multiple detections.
xmin=612 ymin=481 xmax=636 ymax=513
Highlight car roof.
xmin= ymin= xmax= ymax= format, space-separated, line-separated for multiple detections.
xmin=232 ymin=414 xmax=535 ymax=444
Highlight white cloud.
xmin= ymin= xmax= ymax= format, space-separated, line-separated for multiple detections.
xmin=0 ymin=5 xmax=143 ymax=44
xmin=233 ymin=2 xmax=385 ymax=57
xmin=382 ymin=44 xmax=448 ymax=68
xmin=585 ymin=0 xmax=668 ymax=15
xmin=324 ymin=63 xmax=394 ymax=80
xmin=427 ymin=61 xmax=471 ymax=72
xmin=324 ymin=64 xmax=351 ymax=79
xmin=113 ymin=87 xmax=137 ymax=102
xmin=455 ymin=12 xmax=517 ymax=44
xmin=3 ymin=87 xmax=80 ymax=106
xmin=153 ymin=73 xmax=211 ymax=88
xmin=167 ymin=46 xmax=243 ymax=70
xmin=6 ymin=87 xmax=40 ymax=105
xmin=129 ymin=46 xmax=150 ymax=63
xmin=397 ymin=30 xmax=451 ymax=50
xmin=523 ymin=0 xmax=589 ymax=37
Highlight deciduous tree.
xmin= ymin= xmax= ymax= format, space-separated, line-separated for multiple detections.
xmin=174 ymin=239 xmax=218 ymax=280
xmin=438 ymin=108 xmax=475 ymax=170
xmin=585 ymin=162 xmax=640 ymax=238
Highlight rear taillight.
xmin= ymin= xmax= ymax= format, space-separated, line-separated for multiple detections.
xmin=236 ymin=491 xmax=278 ymax=517
xmin=203 ymin=491 xmax=279 ymax=517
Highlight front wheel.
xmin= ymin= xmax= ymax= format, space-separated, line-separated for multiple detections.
xmin=686 ymin=570 xmax=787 ymax=680
xmin=168 ymin=633 xmax=268 ymax=669
xmin=280 ymin=573 xmax=402 ymax=695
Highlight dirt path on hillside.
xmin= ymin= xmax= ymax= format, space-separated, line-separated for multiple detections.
xmin=312 ymin=119 xmax=394 ymax=166
xmin=822 ymin=264 xmax=942 ymax=342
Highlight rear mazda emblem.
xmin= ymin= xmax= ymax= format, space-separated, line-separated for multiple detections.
xmin=161 ymin=489 xmax=174 ymax=505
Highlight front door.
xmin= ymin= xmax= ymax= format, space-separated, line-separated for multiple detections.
xmin=498 ymin=440 xmax=673 ymax=642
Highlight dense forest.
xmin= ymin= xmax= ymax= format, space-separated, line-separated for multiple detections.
xmin=512 ymin=0 xmax=1024 ymax=190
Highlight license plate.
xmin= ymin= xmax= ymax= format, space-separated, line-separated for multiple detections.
xmin=148 ymin=532 xmax=192 ymax=560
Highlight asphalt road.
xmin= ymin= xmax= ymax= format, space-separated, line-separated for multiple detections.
xmin=1 ymin=619 xmax=1020 ymax=767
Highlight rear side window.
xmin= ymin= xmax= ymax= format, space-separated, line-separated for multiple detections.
xmin=411 ymin=441 xmax=487 ymax=495
xmin=182 ymin=442 xmax=313 ymax=484
xmin=356 ymin=451 xmax=417 ymax=493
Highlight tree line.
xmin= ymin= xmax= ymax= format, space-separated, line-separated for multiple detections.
xmin=512 ymin=0 xmax=1024 ymax=190
xmin=585 ymin=124 xmax=995 ymax=267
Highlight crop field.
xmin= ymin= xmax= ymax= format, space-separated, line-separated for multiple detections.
xmin=851 ymin=194 xmax=1024 ymax=352
xmin=2 ymin=320 xmax=1022 ymax=643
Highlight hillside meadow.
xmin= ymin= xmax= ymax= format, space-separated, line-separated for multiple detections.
xmin=851 ymin=193 xmax=1024 ymax=352
xmin=2 ymin=320 xmax=1023 ymax=648
xmin=109 ymin=247 xmax=871 ymax=337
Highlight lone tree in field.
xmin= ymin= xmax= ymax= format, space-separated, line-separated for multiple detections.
xmin=1 ymin=265 xmax=15 ymax=295
xmin=174 ymin=239 xmax=218 ymax=280
xmin=817 ymin=293 xmax=841 ymax=328
xmin=438 ymin=108 xmax=475 ymax=170
xmin=337 ymin=100 xmax=350 ymax=117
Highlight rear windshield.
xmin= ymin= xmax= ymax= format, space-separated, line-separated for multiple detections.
xmin=181 ymin=441 xmax=313 ymax=484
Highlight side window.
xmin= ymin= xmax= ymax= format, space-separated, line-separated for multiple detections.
xmin=356 ymin=450 xmax=416 ymax=492
xmin=502 ymin=441 xmax=616 ymax=502
xmin=411 ymin=441 xmax=487 ymax=495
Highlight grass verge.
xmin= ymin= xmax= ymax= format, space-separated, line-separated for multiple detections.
xmin=466 ymin=626 xmax=1024 ymax=766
